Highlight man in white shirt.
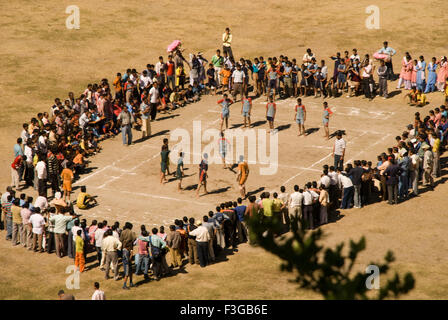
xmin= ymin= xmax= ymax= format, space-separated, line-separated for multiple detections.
xmin=302 ymin=184 xmax=314 ymax=229
xmin=79 ymin=111 xmax=91 ymax=130
xmin=94 ymin=223 xmax=106 ymax=269
xmin=333 ymin=131 xmax=346 ymax=171
xmin=231 ymin=64 xmax=245 ymax=101
xmin=92 ymin=282 xmax=106 ymax=300
xmin=35 ymin=155 xmax=47 ymax=197
xmin=149 ymin=82 xmax=160 ymax=121
xmin=34 ymin=195 xmax=48 ymax=212
xmin=189 ymin=222 xmax=211 ymax=268
xmin=361 ymin=60 xmax=373 ymax=99
xmin=350 ymin=48 xmax=361 ymax=62
xmin=139 ymin=70 xmax=152 ymax=92
xmin=222 ymin=27 xmax=234 ymax=62
xmin=155 ymin=56 xmax=165 ymax=76
xmin=289 ymin=185 xmax=303 ymax=220
xmin=409 ymin=148 xmax=420 ymax=196
xmin=303 ymin=48 xmax=315 ymax=67
xmin=29 ymin=207 xmax=45 ymax=252
xmin=319 ymin=170 xmax=331 ymax=189
xmin=339 ymin=170 xmax=354 ymax=209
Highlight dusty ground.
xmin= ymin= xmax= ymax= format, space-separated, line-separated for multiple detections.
xmin=1 ymin=0 xmax=448 ymax=300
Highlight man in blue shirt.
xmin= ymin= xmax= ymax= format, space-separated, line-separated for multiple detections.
xmin=378 ymin=41 xmax=396 ymax=80
xmin=14 ymin=138 xmax=23 ymax=157
xmin=234 ymin=198 xmax=247 ymax=243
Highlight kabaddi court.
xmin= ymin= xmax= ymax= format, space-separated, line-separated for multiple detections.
xmin=73 ymin=93 xmax=406 ymax=228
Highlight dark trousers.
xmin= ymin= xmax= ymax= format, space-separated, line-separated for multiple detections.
xmin=223 ymin=46 xmax=234 ymax=62
xmin=48 ymin=174 xmax=60 ymax=195
xmin=197 ymin=241 xmax=209 ymax=267
xmin=150 ymin=103 xmax=158 ymax=121
xmin=334 ymin=154 xmax=344 ymax=171
xmin=303 ymin=205 xmax=314 ymax=229
xmin=362 ymin=78 xmax=371 ymax=98
xmin=378 ymin=77 xmax=388 ymax=97
xmin=46 ymin=232 xmax=55 ymax=253
xmin=385 ymin=61 xmax=394 ymax=80
xmin=380 ymin=176 xmax=388 ymax=201
xmin=341 ymin=186 xmax=354 ymax=209
xmin=387 ymin=184 xmax=398 ymax=204
xmin=236 ymin=220 xmax=247 ymax=243
xmin=67 ymin=230 xmax=74 ymax=258
xmin=224 ymin=220 xmax=237 ymax=249
xmin=151 ymin=255 xmax=163 ymax=278
xmin=38 ymin=179 xmax=47 ymax=197
xmin=25 ymin=162 xmax=34 ymax=186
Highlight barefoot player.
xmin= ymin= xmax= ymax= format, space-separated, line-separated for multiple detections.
xmin=196 ymin=153 xmax=209 ymax=197
xmin=217 ymin=94 xmax=233 ymax=131
xmin=266 ymin=95 xmax=276 ymax=133
xmin=322 ymin=101 xmax=333 ymax=139
xmin=237 ymin=155 xmax=249 ymax=198
xmin=294 ymin=98 xmax=306 ymax=136
xmin=241 ymin=93 xmax=252 ymax=128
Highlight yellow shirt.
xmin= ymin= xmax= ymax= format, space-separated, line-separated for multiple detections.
xmin=76 ymin=192 xmax=90 ymax=209
xmin=417 ymin=93 xmax=427 ymax=104
xmin=433 ymin=138 xmax=441 ymax=153
xmin=75 ymin=236 xmax=84 ymax=253
xmin=272 ymin=198 xmax=284 ymax=213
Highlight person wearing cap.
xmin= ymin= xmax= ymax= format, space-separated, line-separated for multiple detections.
xmin=422 ymin=144 xmax=434 ymax=188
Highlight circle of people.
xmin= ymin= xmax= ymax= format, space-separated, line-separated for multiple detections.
xmin=1 ymin=29 xmax=447 ymax=290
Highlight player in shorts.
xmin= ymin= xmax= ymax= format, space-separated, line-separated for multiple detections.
xmin=237 ymin=155 xmax=250 ymax=198
xmin=241 ymin=93 xmax=252 ymax=127
xmin=218 ymin=131 xmax=229 ymax=168
xmin=322 ymin=101 xmax=333 ymax=139
xmin=266 ymin=95 xmax=277 ymax=133
xmin=176 ymin=152 xmax=184 ymax=192
xmin=267 ymin=64 xmax=281 ymax=101
xmin=196 ymin=153 xmax=209 ymax=197
xmin=294 ymin=98 xmax=306 ymax=136
xmin=217 ymin=94 xmax=233 ymax=131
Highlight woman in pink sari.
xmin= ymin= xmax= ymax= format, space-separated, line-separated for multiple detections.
xmin=397 ymin=52 xmax=413 ymax=90
xmin=436 ymin=56 xmax=448 ymax=92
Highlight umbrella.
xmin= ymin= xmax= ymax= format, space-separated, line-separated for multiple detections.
xmin=167 ymin=40 xmax=181 ymax=53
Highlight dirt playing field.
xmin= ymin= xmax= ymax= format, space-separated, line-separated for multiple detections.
xmin=1 ymin=0 xmax=448 ymax=300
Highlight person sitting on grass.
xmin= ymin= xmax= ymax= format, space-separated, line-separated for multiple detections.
xmin=76 ymin=186 xmax=97 ymax=210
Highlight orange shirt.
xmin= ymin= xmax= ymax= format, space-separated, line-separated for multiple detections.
xmin=73 ymin=153 xmax=84 ymax=165
xmin=61 ymin=168 xmax=74 ymax=182
xmin=220 ymin=69 xmax=231 ymax=85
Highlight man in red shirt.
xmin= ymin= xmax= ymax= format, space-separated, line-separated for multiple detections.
xmin=11 ymin=155 xmax=24 ymax=190
xmin=166 ymin=55 xmax=175 ymax=90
